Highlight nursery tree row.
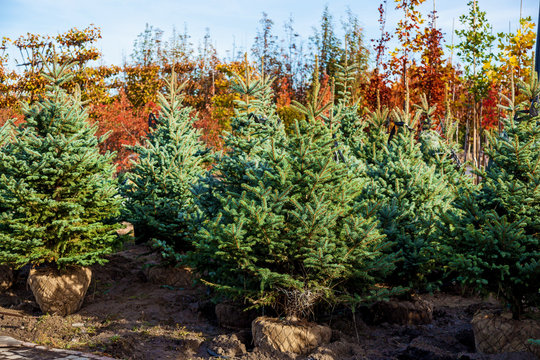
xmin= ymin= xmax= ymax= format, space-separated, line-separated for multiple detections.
xmin=0 ymin=50 xmax=537 ymax=321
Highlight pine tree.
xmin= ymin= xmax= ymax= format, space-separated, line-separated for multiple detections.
xmin=0 ymin=60 xmax=121 ymax=269
xmin=191 ymin=64 xmax=284 ymax=220
xmin=122 ymin=72 xmax=207 ymax=260
xmin=189 ymin=67 xmax=395 ymax=316
xmin=440 ymin=77 xmax=539 ymax=319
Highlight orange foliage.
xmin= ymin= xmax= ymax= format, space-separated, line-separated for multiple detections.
xmin=0 ymin=108 xmax=24 ymax=128
xmin=90 ymin=90 xmax=156 ymax=172
xmin=276 ymin=76 xmax=293 ymax=108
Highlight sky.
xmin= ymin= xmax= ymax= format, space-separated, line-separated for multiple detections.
xmin=0 ymin=0 xmax=538 ymax=67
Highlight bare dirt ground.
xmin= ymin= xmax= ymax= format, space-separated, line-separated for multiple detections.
xmin=0 ymin=243 xmax=535 ymax=360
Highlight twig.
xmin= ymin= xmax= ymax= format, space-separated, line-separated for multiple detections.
xmin=0 ymin=310 xmax=25 ymax=318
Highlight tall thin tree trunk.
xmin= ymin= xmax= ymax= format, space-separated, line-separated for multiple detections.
xmin=473 ymin=105 xmax=477 ymax=168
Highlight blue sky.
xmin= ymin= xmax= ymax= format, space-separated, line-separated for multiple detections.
xmin=0 ymin=0 xmax=538 ymax=66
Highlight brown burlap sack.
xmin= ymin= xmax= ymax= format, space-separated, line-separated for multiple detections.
xmin=27 ymin=266 xmax=92 ymax=316
xmin=252 ymin=316 xmax=331 ymax=355
xmin=472 ymin=310 xmax=540 ymax=357
xmin=0 ymin=265 xmax=13 ymax=292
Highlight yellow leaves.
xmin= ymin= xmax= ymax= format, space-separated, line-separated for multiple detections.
xmin=507 ymin=56 xmax=519 ymax=68
xmin=494 ymin=16 xmax=535 ymax=86
xmin=481 ymin=61 xmax=492 ymax=71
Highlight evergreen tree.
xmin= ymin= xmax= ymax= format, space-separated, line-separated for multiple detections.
xmin=415 ymin=95 xmax=468 ymax=190
xmin=355 ymin=107 xmax=457 ymax=291
xmin=189 ymin=68 xmax=395 ymax=316
xmin=191 ymin=65 xmax=285 ymax=233
xmin=339 ymin=8 xmax=369 ymax=103
xmin=0 ymin=60 xmax=121 ymax=269
xmin=122 ymin=72 xmax=207 ymax=259
xmin=310 ymin=6 xmax=343 ymax=79
xmin=252 ymin=12 xmax=281 ymax=77
xmin=440 ymin=77 xmax=539 ymax=319
xmin=131 ymin=23 xmax=164 ymax=66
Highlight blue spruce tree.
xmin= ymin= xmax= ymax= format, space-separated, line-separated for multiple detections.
xmin=189 ymin=66 xmax=395 ymax=317
xmin=122 ymin=72 xmax=208 ymax=261
xmin=0 ymin=60 xmax=121 ymax=269
xmin=440 ymin=77 xmax=539 ymax=319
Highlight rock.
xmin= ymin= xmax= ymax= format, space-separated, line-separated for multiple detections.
xmin=472 ymin=310 xmax=540 ymax=357
xmin=143 ymin=265 xmax=193 ymax=288
xmin=27 ymin=265 xmax=92 ymax=316
xmin=215 ymin=303 xmax=257 ymax=329
xmin=209 ymin=333 xmax=247 ymax=357
xmin=181 ymin=334 xmax=205 ymax=353
xmin=252 ymin=316 xmax=331 ymax=355
xmin=0 ymin=336 xmax=22 ymax=347
xmin=0 ymin=265 xmax=13 ymax=292
xmin=370 ymin=298 xmax=433 ymax=325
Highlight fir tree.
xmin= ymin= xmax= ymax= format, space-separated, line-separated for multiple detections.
xmin=189 ymin=67 xmax=395 ymax=316
xmin=122 ymin=72 xmax=207 ymax=260
xmin=0 ymin=60 xmax=121 ymax=269
xmin=440 ymin=77 xmax=539 ymax=319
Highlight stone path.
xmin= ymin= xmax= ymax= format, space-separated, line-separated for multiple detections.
xmin=0 ymin=337 xmax=115 ymax=360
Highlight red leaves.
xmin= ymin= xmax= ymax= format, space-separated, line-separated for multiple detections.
xmin=90 ymin=91 xmax=156 ymax=172
xmin=481 ymin=84 xmax=499 ymax=130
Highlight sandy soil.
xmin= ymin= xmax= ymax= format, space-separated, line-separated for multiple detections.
xmin=0 ymin=243 xmax=533 ymax=360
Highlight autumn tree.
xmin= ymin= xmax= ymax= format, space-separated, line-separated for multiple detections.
xmin=191 ymin=29 xmax=224 ymax=147
xmin=388 ymin=0 xmax=426 ymax=112
xmin=0 ymin=38 xmax=18 ymax=110
xmin=409 ymin=5 xmax=453 ymax=121
xmin=124 ymin=24 xmax=165 ymax=108
xmin=365 ymin=0 xmax=393 ymax=110
xmin=493 ymin=16 xmax=536 ymax=103
xmin=90 ymin=90 xmax=153 ymax=172
xmin=10 ymin=25 xmax=119 ymax=104
xmin=453 ymin=0 xmax=495 ymax=164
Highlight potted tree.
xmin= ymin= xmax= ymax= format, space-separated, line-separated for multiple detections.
xmin=0 ymin=60 xmax=122 ymax=315
xmin=440 ymin=76 xmax=539 ymax=356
